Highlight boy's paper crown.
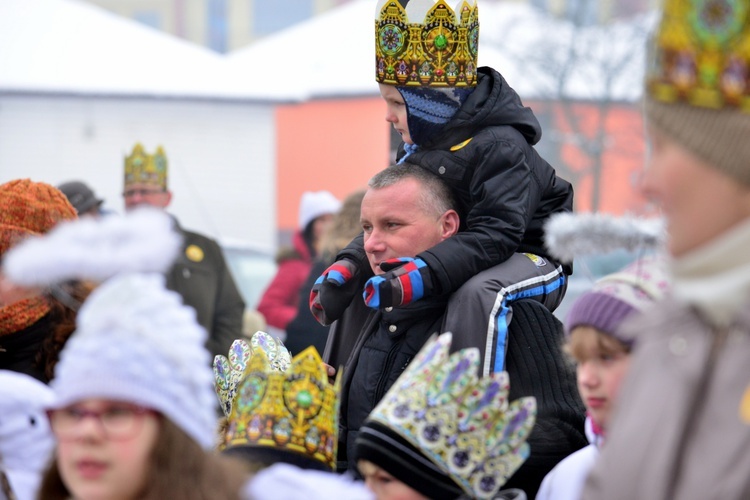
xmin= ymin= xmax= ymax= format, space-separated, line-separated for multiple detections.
xmin=124 ymin=143 xmax=168 ymax=190
xmin=364 ymin=333 xmax=536 ymax=499
xmin=375 ymin=0 xmax=479 ymax=87
xmin=647 ymin=0 xmax=750 ymax=112
xmin=214 ymin=334 xmax=341 ymax=471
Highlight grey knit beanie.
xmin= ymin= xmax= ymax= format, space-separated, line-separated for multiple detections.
xmin=645 ymin=97 xmax=750 ymax=186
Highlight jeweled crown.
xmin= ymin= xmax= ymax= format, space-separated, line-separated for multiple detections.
xmin=368 ymin=333 xmax=536 ymax=499
xmin=375 ymin=0 xmax=479 ymax=87
xmin=647 ymin=0 xmax=750 ymax=112
xmin=124 ymin=143 xmax=168 ymax=190
xmin=214 ymin=335 xmax=341 ymax=471
xmin=214 ymin=332 xmax=292 ymax=418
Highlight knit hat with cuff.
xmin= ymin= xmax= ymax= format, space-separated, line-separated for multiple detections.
xmin=398 ymin=86 xmax=474 ymax=147
xmin=355 ymin=421 xmax=465 ymax=499
xmin=566 ymin=255 xmax=671 ymax=346
xmin=49 ymin=273 xmax=217 ymax=449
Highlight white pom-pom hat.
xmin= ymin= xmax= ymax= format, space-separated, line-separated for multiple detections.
xmin=298 ymin=191 xmax=341 ymax=230
xmin=50 ymin=273 xmax=217 ymax=449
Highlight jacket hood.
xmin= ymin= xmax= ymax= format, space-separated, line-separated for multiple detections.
xmin=420 ymin=66 xmax=542 ymax=149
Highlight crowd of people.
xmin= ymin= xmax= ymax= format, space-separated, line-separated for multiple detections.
xmin=2 ymin=0 xmax=750 ymax=498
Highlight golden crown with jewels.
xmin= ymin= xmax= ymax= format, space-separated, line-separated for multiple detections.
xmin=124 ymin=143 xmax=168 ymax=190
xmin=214 ymin=335 xmax=341 ymax=471
xmin=375 ymin=0 xmax=479 ymax=87
xmin=647 ymin=0 xmax=750 ymax=112
xmin=367 ymin=333 xmax=536 ymax=499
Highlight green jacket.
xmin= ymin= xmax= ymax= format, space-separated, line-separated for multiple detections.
xmin=166 ymin=221 xmax=245 ymax=359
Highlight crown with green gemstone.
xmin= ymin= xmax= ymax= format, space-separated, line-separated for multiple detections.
xmin=648 ymin=0 xmax=750 ymax=112
xmin=216 ymin=341 xmax=341 ymax=471
xmin=213 ymin=332 xmax=292 ymax=418
xmin=367 ymin=333 xmax=536 ymax=499
xmin=375 ymin=0 xmax=479 ymax=87
xmin=124 ymin=143 xmax=168 ymax=190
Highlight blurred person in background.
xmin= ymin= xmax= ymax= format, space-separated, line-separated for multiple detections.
xmin=122 ymin=143 xmax=245 ymax=359
xmin=284 ymin=189 xmax=366 ymax=355
xmin=57 ymin=181 xmax=105 ymax=219
xmin=0 ymin=179 xmax=91 ymax=383
xmin=0 ymin=370 xmax=55 ymax=500
xmin=583 ymin=0 xmax=750 ymax=497
xmin=257 ymin=190 xmax=340 ymax=340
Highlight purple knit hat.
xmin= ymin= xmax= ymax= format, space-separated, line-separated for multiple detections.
xmin=566 ymin=255 xmax=671 ymax=345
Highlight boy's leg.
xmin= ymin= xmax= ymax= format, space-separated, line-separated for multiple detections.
xmin=441 ymin=253 xmax=567 ymax=376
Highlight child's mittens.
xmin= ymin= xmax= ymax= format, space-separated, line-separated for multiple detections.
xmin=363 ymin=257 xmax=433 ymax=309
xmin=309 ymin=258 xmax=360 ymax=325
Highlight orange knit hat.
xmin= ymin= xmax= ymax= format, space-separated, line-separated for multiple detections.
xmin=0 ymin=179 xmax=78 ymax=256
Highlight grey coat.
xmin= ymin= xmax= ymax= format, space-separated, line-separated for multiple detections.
xmin=583 ymin=298 xmax=750 ymax=499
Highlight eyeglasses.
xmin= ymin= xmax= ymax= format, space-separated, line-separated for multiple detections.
xmin=122 ymin=188 xmax=165 ymax=198
xmin=46 ymin=404 xmax=159 ymax=441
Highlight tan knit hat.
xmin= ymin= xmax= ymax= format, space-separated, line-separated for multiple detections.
xmin=0 ymin=179 xmax=77 ymax=256
xmin=645 ymin=0 xmax=750 ymax=185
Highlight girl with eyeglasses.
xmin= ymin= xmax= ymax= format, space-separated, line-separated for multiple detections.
xmin=36 ymin=273 xmax=250 ymax=500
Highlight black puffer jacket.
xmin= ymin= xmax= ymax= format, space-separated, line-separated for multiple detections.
xmin=338 ymin=295 xmax=448 ymax=472
xmin=338 ymin=67 xmax=573 ymax=296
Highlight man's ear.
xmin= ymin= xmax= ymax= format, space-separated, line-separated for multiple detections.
xmin=440 ymin=210 xmax=460 ymax=240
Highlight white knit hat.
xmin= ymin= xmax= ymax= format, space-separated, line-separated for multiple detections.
xmin=298 ymin=191 xmax=341 ymax=230
xmin=0 ymin=370 xmax=55 ymax=500
xmin=50 ymin=273 xmax=217 ymax=449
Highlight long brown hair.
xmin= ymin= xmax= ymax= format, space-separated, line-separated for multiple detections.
xmin=38 ymin=418 xmax=252 ymax=500
xmin=38 ymin=280 xmax=96 ymax=381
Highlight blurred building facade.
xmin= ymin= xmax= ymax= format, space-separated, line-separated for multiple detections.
xmin=83 ymin=0 xmax=350 ymax=52
xmin=82 ymin=0 xmax=658 ymax=52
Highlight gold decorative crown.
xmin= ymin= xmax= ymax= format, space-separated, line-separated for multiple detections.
xmin=375 ymin=0 xmax=479 ymax=87
xmin=648 ymin=0 xmax=750 ymax=112
xmin=368 ymin=333 xmax=536 ymax=499
xmin=124 ymin=143 xmax=168 ymax=189
xmin=216 ymin=340 xmax=341 ymax=471
xmin=214 ymin=333 xmax=293 ymax=418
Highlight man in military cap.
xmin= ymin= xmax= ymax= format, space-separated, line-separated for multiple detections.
xmin=122 ymin=143 xmax=245 ymax=358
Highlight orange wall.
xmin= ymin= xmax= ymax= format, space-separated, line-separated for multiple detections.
xmin=275 ymin=97 xmax=390 ymax=232
xmin=545 ymin=101 xmax=649 ymax=214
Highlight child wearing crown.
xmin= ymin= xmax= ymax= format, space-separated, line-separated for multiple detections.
xmin=355 ymin=333 xmax=536 ymax=500
xmin=310 ymin=0 xmax=574 ymax=376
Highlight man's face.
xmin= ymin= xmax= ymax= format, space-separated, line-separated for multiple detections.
xmin=379 ymin=84 xmax=413 ymax=145
xmin=361 ymin=178 xmax=457 ymax=274
xmin=640 ymin=127 xmax=750 ymax=257
xmin=123 ymin=183 xmax=171 ymax=211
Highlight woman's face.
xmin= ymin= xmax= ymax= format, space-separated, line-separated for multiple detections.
xmin=53 ymin=399 xmax=160 ymax=500
xmin=641 ymin=127 xmax=750 ymax=257
xmin=358 ymin=460 xmax=429 ymax=500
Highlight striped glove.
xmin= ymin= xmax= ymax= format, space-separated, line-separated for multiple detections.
xmin=309 ymin=258 xmax=360 ymax=325
xmin=363 ymin=257 xmax=433 ymax=309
